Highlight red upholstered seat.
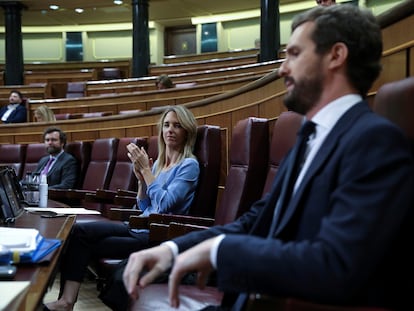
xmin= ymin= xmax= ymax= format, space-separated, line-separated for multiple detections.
xmin=0 ymin=143 xmax=27 ymax=180
xmin=262 ymin=111 xmax=303 ymax=196
xmin=66 ymin=82 xmax=86 ymax=98
xmin=22 ymin=143 xmax=47 ymax=178
xmin=48 ymin=138 xmax=119 ymax=208
xmin=94 ymin=125 xmax=222 ymax=287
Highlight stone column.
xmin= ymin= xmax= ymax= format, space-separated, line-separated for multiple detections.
xmin=1 ymin=1 xmax=25 ymax=85
xmin=131 ymin=0 xmax=150 ymax=77
xmin=259 ymin=0 xmax=280 ymax=62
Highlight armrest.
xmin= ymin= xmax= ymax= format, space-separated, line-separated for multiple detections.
xmin=116 ymin=189 xmax=137 ymax=197
xmin=167 ymin=222 xmax=208 ymax=239
xmin=96 ymin=189 xmax=117 ymax=199
xmin=66 ymin=189 xmax=96 ymax=199
xmin=84 ymin=189 xmax=117 ymax=203
xmin=149 ymin=213 xmax=215 ymax=227
xmin=149 ymin=223 xmax=170 ymax=242
xmin=113 ymin=194 xmax=137 ymax=207
xmin=129 ymin=215 xmax=149 ymax=229
xmin=108 ymin=208 xmax=142 ymax=221
xmin=144 ymin=214 xmax=214 ymax=242
xmin=48 ymin=188 xmax=70 ymax=201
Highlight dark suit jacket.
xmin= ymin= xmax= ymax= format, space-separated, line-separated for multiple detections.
xmin=35 ymin=152 xmax=78 ymax=189
xmin=172 ymin=102 xmax=414 ymax=310
xmin=0 ymin=104 xmax=27 ymax=123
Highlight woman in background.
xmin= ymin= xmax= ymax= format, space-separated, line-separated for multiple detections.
xmin=156 ymin=74 xmax=174 ymax=89
xmin=44 ymin=105 xmax=200 ymax=311
xmin=34 ymin=105 xmax=56 ymax=122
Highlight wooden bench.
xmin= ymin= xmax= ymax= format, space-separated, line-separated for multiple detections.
xmin=24 ymin=70 xmax=97 ymax=98
xmin=27 ymin=73 xmax=268 ymax=120
xmin=149 ymin=54 xmax=258 ymax=76
xmin=85 ymin=71 xmax=271 ymax=96
xmin=0 ymin=84 xmax=47 ymax=101
xmin=85 ymin=60 xmax=279 ymax=96
xmin=20 ymin=60 xmax=131 ymax=79
xmin=163 ymin=48 xmax=259 ymax=64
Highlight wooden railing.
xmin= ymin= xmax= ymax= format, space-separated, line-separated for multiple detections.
xmin=149 ymin=54 xmax=259 ymax=75
xmin=23 ymin=70 xmax=98 ymax=98
xmin=27 ymin=74 xmax=267 ymax=120
xmin=0 ymin=84 xmax=47 ymax=102
xmin=163 ymin=48 xmax=259 ymax=64
xmin=0 ymin=60 xmax=131 ymax=86
xmin=85 ymin=60 xmax=279 ymax=95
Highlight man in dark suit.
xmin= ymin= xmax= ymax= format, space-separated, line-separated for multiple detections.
xmin=121 ymin=5 xmax=414 ymax=311
xmin=0 ymin=90 xmax=27 ymax=123
xmin=35 ymin=127 xmax=78 ymax=189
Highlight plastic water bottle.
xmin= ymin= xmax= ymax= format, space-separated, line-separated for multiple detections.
xmin=38 ymin=174 xmax=48 ymax=208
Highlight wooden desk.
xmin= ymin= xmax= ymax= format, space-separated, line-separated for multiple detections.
xmin=1 ymin=209 xmax=75 ymax=311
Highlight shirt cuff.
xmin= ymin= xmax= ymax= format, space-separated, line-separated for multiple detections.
xmin=162 ymin=241 xmax=179 ymax=259
xmin=210 ymin=234 xmax=226 ymax=269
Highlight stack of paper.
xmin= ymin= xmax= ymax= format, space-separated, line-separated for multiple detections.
xmin=0 ymin=228 xmax=61 ymax=264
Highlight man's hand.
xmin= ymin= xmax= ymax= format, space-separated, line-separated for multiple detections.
xmin=123 ymin=244 xmax=174 ymax=300
xmin=168 ymin=238 xmax=216 ymax=308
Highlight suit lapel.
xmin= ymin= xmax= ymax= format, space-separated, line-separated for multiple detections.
xmin=274 ymin=102 xmax=370 ymax=236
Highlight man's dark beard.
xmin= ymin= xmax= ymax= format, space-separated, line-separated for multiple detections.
xmin=283 ymin=74 xmax=323 ymax=115
xmin=47 ymin=146 xmax=61 ymax=155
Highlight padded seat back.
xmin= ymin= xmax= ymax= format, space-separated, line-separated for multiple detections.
xmin=373 ymin=76 xmax=414 ymax=152
xmin=66 ymin=82 xmax=86 ymax=98
xmin=189 ymin=125 xmax=221 ymax=218
xmin=55 ymin=113 xmax=71 ymax=120
xmin=100 ymin=68 xmax=122 ymax=80
xmin=65 ymin=141 xmax=92 ymax=189
xmin=262 ymin=111 xmax=303 ymax=196
xmin=214 ymin=117 xmax=269 ymax=225
xmin=109 ymin=137 xmax=147 ymax=192
xmin=22 ymin=143 xmax=47 ymax=178
xmin=0 ymin=144 xmax=27 ymax=179
xmin=147 ymin=135 xmax=159 ymax=160
xmin=85 ymin=137 xmax=147 ymax=214
xmin=81 ymin=138 xmax=119 ymax=191
xmin=69 ymin=111 xmax=113 ymax=119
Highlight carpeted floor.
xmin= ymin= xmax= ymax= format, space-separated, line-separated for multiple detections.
xmin=43 ymin=273 xmax=111 ymax=311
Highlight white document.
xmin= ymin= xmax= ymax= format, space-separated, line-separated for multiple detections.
xmin=0 ymin=281 xmax=31 ymax=311
xmin=25 ymin=207 xmax=101 ymax=215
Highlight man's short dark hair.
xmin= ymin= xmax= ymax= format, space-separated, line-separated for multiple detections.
xmin=292 ymin=4 xmax=382 ymax=97
xmin=9 ymin=90 xmax=24 ymax=101
xmin=42 ymin=126 xmax=67 ymax=147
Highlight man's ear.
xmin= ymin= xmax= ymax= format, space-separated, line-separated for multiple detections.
xmin=328 ymin=42 xmax=348 ymax=70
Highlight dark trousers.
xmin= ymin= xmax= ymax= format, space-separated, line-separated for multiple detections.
xmin=59 ymin=221 xmax=150 ymax=296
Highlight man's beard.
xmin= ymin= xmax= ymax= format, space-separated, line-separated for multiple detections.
xmin=47 ymin=146 xmax=61 ymax=155
xmin=283 ymin=72 xmax=323 ymax=115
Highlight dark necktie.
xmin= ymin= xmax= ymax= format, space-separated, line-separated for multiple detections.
xmin=267 ymin=120 xmax=316 ymax=237
xmin=231 ymin=120 xmax=316 ymax=311
xmin=41 ymin=157 xmax=55 ymax=175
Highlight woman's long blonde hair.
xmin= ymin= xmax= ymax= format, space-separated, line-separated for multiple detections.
xmin=34 ymin=105 xmax=56 ymax=122
xmin=155 ymin=105 xmax=197 ymax=176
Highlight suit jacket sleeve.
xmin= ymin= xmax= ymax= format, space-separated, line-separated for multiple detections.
xmin=3 ymin=105 xmax=27 ymax=123
xmin=176 ymin=105 xmax=414 ymax=307
xmin=212 ymin=109 xmax=414 ymax=304
xmin=47 ymin=153 xmax=78 ymax=189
